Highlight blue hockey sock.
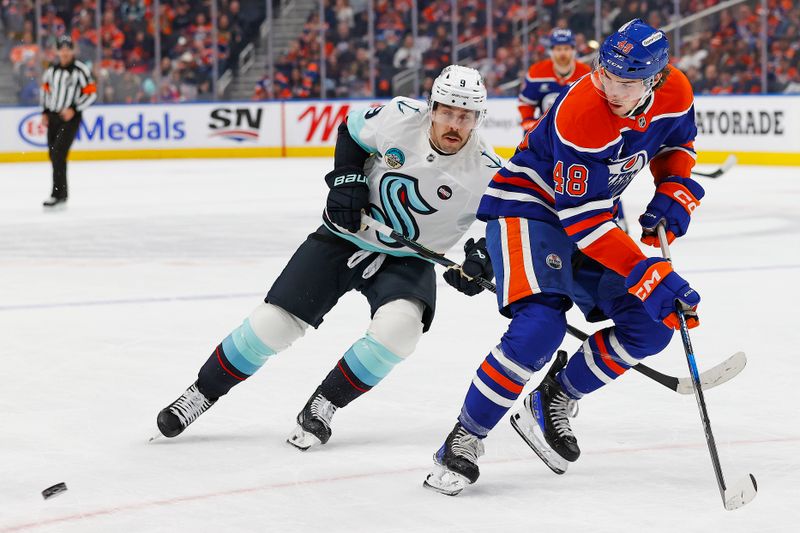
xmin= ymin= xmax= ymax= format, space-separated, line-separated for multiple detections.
xmin=318 ymin=335 xmax=403 ymax=408
xmin=557 ymin=327 xmax=636 ymax=399
xmin=197 ymin=318 xmax=276 ymax=398
xmin=458 ymin=295 xmax=567 ymax=437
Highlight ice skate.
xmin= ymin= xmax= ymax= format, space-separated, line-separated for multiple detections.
xmin=155 ymin=382 xmax=217 ymax=438
xmin=42 ymin=196 xmax=67 ymax=210
xmin=287 ymin=389 xmax=338 ymax=451
xmin=510 ymin=350 xmax=580 ymax=474
xmin=423 ymin=423 xmax=485 ymax=496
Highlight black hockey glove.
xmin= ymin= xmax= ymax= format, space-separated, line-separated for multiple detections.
xmin=443 ymin=238 xmax=493 ymax=296
xmin=324 ymin=166 xmax=369 ymax=232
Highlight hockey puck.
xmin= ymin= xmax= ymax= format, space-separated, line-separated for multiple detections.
xmin=41 ymin=482 xmax=67 ymax=500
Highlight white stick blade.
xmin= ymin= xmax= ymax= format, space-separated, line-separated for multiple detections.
xmin=721 ymin=154 xmax=738 ymax=172
xmin=724 ymin=474 xmax=757 ymax=510
xmin=675 ymin=351 xmax=747 ymax=395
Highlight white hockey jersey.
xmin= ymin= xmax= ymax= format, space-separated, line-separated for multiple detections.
xmin=325 ymin=96 xmax=502 ymax=257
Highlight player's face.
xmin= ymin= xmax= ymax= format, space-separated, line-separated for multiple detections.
xmin=551 ymin=45 xmax=575 ymax=68
xmin=593 ymin=68 xmax=650 ymax=116
xmin=430 ymin=103 xmax=477 ymax=153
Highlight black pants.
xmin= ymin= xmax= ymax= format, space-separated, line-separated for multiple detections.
xmin=46 ymin=111 xmax=81 ymax=199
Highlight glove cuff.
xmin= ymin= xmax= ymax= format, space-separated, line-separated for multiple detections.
xmin=625 ymin=257 xmax=674 ymax=302
xmin=325 ymin=167 xmax=368 ymax=189
xmin=655 ymin=176 xmax=704 ymax=215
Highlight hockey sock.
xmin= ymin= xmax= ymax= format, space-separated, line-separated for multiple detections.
xmin=197 ymin=318 xmax=276 ymax=399
xmin=557 ymin=328 xmax=635 ymax=399
xmin=318 ymin=335 xmax=403 ymax=408
xmin=459 ymin=295 xmax=566 ymax=437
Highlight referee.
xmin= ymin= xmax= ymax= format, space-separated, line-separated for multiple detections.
xmin=40 ymin=35 xmax=96 ymax=208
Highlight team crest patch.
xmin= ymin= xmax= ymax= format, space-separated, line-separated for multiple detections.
xmin=437 ymin=185 xmax=452 ymax=200
xmin=385 ymin=148 xmax=405 ymax=169
xmin=546 ymin=253 xmax=563 ymax=270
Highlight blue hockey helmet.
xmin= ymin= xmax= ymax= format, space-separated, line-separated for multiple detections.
xmin=550 ymin=28 xmax=575 ymax=48
xmin=599 ymin=19 xmax=668 ymax=80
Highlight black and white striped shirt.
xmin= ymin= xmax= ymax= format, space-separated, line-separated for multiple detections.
xmin=40 ymin=60 xmax=97 ymax=114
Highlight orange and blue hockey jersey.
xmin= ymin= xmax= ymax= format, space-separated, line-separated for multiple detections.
xmin=480 ymin=66 xmax=697 ymax=278
xmin=518 ymin=59 xmax=592 ymax=123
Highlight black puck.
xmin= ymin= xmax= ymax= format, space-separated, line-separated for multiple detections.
xmin=42 ymin=482 xmax=68 ymax=500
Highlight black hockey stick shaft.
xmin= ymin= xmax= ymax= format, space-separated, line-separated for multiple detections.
xmin=360 ymin=213 xmax=682 ymax=393
xmin=656 ymin=224 xmax=733 ymax=508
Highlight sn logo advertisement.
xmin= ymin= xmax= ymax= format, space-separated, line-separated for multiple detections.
xmin=18 ymin=110 xmax=186 ymax=148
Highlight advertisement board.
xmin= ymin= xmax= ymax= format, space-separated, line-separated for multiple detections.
xmin=2 ymin=95 xmax=799 ymax=165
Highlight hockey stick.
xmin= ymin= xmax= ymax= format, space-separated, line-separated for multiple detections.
xmin=359 ymin=213 xmax=744 ymax=395
xmin=690 ymin=154 xmax=737 ymax=179
xmin=656 ymin=224 xmax=757 ymax=510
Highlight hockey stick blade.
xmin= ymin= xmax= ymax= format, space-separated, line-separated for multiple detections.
xmin=691 ymin=154 xmax=737 ymax=179
xmin=724 ymin=474 xmax=758 ymax=510
xmin=675 ymin=351 xmax=747 ymax=395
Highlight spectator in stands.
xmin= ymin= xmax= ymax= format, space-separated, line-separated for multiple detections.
xmin=393 ymin=33 xmax=421 ymax=70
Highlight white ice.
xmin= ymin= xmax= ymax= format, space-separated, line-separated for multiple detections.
xmin=0 ymin=158 xmax=798 ymax=532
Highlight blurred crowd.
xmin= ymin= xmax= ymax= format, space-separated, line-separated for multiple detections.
xmin=2 ymin=0 xmax=264 ymax=104
xmin=252 ymin=0 xmax=800 ymax=101
xmin=3 ymin=0 xmax=799 ymax=104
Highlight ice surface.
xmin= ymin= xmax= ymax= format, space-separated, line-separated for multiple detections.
xmin=1 ymin=159 xmax=798 ymax=532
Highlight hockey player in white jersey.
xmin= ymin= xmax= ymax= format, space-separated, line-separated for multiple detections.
xmin=155 ymin=65 xmax=502 ymax=449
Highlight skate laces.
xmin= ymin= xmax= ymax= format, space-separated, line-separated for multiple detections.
xmin=309 ymin=393 xmax=337 ymax=426
xmin=451 ymin=427 xmax=485 ymax=463
xmin=550 ymin=391 xmax=577 ymax=440
xmin=171 ymin=384 xmax=213 ymax=427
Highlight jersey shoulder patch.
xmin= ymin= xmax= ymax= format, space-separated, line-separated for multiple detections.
xmin=554 ymin=77 xmax=621 ymax=153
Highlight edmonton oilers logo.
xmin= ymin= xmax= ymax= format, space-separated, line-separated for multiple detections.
xmin=385 ymin=147 xmax=405 ymax=169
xmin=546 ymin=253 xmax=563 ymax=270
xmin=437 ymin=185 xmax=452 ymax=200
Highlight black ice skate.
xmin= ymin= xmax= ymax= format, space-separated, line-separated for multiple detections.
xmin=42 ymin=196 xmax=67 ymax=209
xmin=510 ymin=350 xmax=580 ymax=474
xmin=423 ymin=422 xmax=485 ymax=496
xmin=286 ymin=388 xmax=338 ymax=451
xmin=155 ymin=382 xmax=217 ymax=438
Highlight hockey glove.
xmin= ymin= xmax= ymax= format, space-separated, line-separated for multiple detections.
xmin=325 ymin=166 xmax=369 ymax=233
xmin=625 ymin=257 xmax=700 ymax=330
xmin=639 ymin=176 xmax=704 ymax=247
xmin=443 ymin=238 xmax=493 ymax=296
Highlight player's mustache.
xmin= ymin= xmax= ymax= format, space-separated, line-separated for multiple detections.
xmin=444 ymin=129 xmax=462 ymax=140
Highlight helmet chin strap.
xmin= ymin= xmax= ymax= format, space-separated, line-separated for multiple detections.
xmin=623 ymin=77 xmax=656 ymax=118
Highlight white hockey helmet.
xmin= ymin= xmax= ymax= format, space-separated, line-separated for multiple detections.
xmin=429 ymin=65 xmax=487 ymax=128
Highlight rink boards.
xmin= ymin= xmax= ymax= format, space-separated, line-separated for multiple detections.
xmin=1 ymin=95 xmax=798 ymax=165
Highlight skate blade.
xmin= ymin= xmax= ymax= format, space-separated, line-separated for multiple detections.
xmin=43 ymin=203 xmax=67 ymax=212
xmin=422 ymin=463 xmax=470 ymax=496
xmin=510 ymin=410 xmax=569 ymax=475
xmin=286 ymin=425 xmax=321 ymax=451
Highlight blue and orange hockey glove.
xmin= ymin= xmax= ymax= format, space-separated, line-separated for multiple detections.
xmin=639 ymin=176 xmax=704 ymax=247
xmin=324 ymin=166 xmax=369 ymax=233
xmin=444 ymin=238 xmax=493 ymax=296
xmin=625 ymin=257 xmax=700 ymax=330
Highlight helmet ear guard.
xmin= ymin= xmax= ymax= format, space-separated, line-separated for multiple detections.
xmin=429 ymin=65 xmax=487 ymax=128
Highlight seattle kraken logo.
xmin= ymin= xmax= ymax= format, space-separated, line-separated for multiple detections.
xmin=370 ymin=173 xmax=437 ymax=247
